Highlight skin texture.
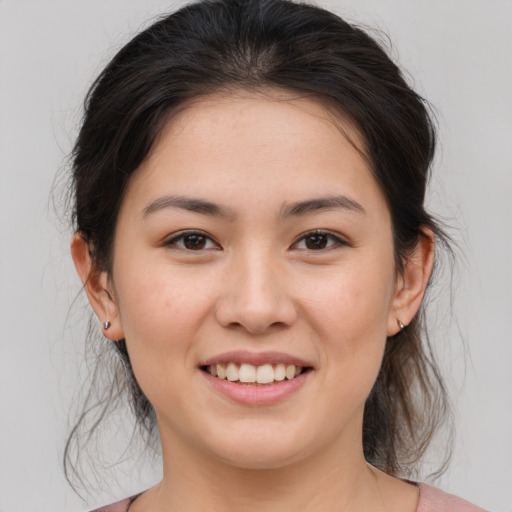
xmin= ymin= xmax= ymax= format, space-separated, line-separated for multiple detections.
xmin=72 ymin=91 xmax=434 ymax=512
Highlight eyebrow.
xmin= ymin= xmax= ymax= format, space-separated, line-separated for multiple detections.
xmin=143 ymin=195 xmax=236 ymax=219
xmin=280 ymin=195 xmax=365 ymax=217
xmin=142 ymin=194 xmax=365 ymax=219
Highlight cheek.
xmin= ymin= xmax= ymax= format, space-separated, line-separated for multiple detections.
xmin=112 ymin=260 xmax=215 ymax=385
xmin=298 ymin=255 xmax=395 ymax=385
xmin=117 ymin=258 xmax=206 ymax=331
xmin=303 ymin=258 xmax=395 ymax=338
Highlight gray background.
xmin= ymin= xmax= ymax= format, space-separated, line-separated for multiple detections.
xmin=0 ymin=1 xmax=511 ymax=511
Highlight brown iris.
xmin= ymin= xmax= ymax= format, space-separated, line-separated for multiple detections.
xmin=304 ymin=233 xmax=329 ymax=250
xmin=183 ymin=234 xmax=208 ymax=250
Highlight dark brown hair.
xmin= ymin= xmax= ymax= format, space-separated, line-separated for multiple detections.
xmin=65 ymin=0 xmax=452 ymax=489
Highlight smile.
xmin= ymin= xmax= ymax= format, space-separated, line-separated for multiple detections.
xmin=199 ymin=351 xmax=314 ymax=404
xmin=203 ymin=363 xmax=308 ymax=385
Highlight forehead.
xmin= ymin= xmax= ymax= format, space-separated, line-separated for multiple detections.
xmin=122 ymin=90 xmax=387 ymax=219
xmin=151 ymin=89 xmax=368 ymax=165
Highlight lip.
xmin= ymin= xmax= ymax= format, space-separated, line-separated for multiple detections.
xmin=199 ymin=350 xmax=314 ymax=368
xmin=201 ymin=368 xmax=311 ymax=405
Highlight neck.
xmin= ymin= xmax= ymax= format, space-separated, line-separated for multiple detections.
xmin=141 ymin=422 xmax=400 ymax=512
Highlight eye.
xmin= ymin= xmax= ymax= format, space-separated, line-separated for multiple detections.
xmin=164 ymin=230 xmax=220 ymax=251
xmin=292 ymin=230 xmax=345 ymax=251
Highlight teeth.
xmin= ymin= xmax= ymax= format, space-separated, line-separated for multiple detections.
xmin=274 ymin=363 xmax=286 ymax=381
xmin=239 ymin=363 xmax=256 ymax=383
xmin=226 ymin=362 xmax=238 ymax=382
xmin=216 ymin=364 xmax=226 ymax=379
xmin=256 ymin=364 xmax=274 ymax=384
xmin=285 ymin=364 xmax=295 ymax=380
xmin=206 ymin=363 xmax=306 ymax=384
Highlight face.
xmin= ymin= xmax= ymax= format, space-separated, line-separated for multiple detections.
xmin=106 ymin=91 xmax=401 ymax=469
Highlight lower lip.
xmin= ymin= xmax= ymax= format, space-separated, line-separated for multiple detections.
xmin=201 ymin=370 xmax=311 ymax=405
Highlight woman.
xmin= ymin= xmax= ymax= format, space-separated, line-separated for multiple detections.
xmin=67 ymin=0 xmax=487 ymax=510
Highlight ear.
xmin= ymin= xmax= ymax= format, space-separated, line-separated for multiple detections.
xmin=387 ymin=228 xmax=435 ymax=336
xmin=70 ymin=232 xmax=124 ymax=340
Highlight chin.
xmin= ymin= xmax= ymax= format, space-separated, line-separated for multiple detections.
xmin=213 ymin=446 xmax=305 ymax=471
xmin=203 ymin=422 xmax=315 ymax=470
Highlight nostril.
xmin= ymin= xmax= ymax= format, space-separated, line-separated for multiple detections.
xmin=213 ymin=288 xmax=298 ymax=333
xmin=227 ymin=320 xmax=287 ymax=331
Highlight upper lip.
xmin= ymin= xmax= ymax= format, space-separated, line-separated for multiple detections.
xmin=200 ymin=350 xmax=314 ymax=368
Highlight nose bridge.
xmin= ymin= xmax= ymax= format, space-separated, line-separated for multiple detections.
xmin=240 ymin=244 xmax=278 ymax=304
xmin=215 ymin=241 xmax=296 ymax=333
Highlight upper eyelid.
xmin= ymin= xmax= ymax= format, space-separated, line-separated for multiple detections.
xmin=167 ymin=229 xmax=211 ymax=239
xmin=165 ymin=230 xmax=220 ymax=247
xmin=292 ymin=230 xmax=346 ymax=245
xmin=163 ymin=229 xmax=347 ymax=248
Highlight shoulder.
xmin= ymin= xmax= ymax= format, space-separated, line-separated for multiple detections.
xmin=87 ymin=485 xmax=490 ymax=512
xmin=417 ymin=483 xmax=489 ymax=512
xmin=89 ymin=495 xmax=138 ymax=512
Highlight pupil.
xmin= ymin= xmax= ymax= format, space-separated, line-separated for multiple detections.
xmin=306 ymin=234 xmax=327 ymax=250
xmin=184 ymin=234 xmax=206 ymax=250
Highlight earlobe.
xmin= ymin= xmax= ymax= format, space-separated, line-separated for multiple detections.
xmin=70 ymin=232 xmax=124 ymax=340
xmin=387 ymin=228 xmax=435 ymax=336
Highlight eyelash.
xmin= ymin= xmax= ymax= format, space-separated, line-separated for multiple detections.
xmin=164 ymin=229 xmax=347 ymax=252
xmin=292 ymin=230 xmax=347 ymax=251
xmin=164 ymin=230 xmax=220 ymax=251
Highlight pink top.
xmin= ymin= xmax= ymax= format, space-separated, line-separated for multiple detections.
xmin=90 ymin=483 xmax=488 ymax=512
xmin=416 ymin=483 xmax=488 ymax=512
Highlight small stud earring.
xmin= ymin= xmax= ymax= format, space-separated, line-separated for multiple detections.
xmin=397 ymin=319 xmax=405 ymax=330
xmin=103 ymin=321 xmax=111 ymax=331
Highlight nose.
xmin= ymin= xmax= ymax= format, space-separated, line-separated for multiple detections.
xmin=214 ymin=248 xmax=298 ymax=334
